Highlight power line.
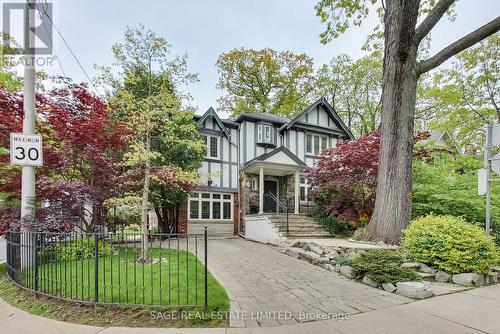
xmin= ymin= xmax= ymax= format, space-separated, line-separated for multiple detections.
xmin=37 ymin=0 xmax=103 ymax=98
xmin=34 ymin=1 xmax=66 ymax=77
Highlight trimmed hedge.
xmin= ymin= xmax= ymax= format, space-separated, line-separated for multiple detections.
xmin=403 ymin=214 xmax=499 ymax=274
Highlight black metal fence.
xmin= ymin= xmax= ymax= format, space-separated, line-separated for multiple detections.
xmin=6 ymin=229 xmax=208 ymax=308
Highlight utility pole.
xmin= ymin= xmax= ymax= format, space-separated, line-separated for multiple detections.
xmin=21 ymin=0 xmax=36 ymax=230
xmin=485 ymin=124 xmax=492 ymax=236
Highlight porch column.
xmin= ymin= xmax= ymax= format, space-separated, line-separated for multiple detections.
xmin=294 ymin=170 xmax=300 ymax=214
xmin=259 ymin=166 xmax=264 ymax=214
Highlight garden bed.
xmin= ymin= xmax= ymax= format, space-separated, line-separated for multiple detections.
xmin=283 ymin=240 xmax=500 ymax=299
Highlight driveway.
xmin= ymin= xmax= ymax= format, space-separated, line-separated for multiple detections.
xmin=204 ymin=238 xmax=411 ymax=327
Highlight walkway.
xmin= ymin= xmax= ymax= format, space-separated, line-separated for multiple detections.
xmin=202 ymin=238 xmax=410 ymax=327
xmin=2 ymin=284 xmax=500 ymax=333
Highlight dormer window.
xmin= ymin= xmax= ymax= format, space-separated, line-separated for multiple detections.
xmin=257 ymin=123 xmax=275 ymax=147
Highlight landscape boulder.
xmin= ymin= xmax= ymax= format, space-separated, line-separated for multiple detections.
xmin=284 ymin=247 xmax=306 ymax=259
xmin=400 ymin=262 xmax=422 ymax=270
xmin=340 ymin=265 xmax=355 ymax=279
xmin=418 ymin=264 xmax=437 ymax=274
xmin=362 ymin=276 xmax=379 ymax=288
xmin=395 ymin=282 xmax=433 ymax=299
xmin=487 ymin=272 xmax=499 ymax=284
xmin=434 ymin=270 xmax=451 ymax=283
xmin=312 ymin=256 xmax=330 ymax=265
xmin=306 ymin=242 xmax=324 ymax=255
xmin=382 ymin=283 xmax=396 ymax=292
xmin=452 ymin=273 xmax=485 ymax=287
xmin=300 ymin=251 xmax=321 ymax=263
xmin=325 ymin=249 xmax=340 ymax=260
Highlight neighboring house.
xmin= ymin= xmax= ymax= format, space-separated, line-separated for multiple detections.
xmin=176 ymin=97 xmax=354 ymax=236
xmin=421 ymin=130 xmax=463 ymax=157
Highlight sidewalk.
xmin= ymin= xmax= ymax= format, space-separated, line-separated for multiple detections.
xmin=1 ymin=284 xmax=499 ymax=334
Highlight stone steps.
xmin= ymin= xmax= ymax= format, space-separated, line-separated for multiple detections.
xmin=266 ymin=214 xmax=331 ymax=238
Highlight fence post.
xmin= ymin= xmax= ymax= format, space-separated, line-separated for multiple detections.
xmin=94 ymin=229 xmax=99 ymax=304
xmin=6 ymin=232 xmax=10 ymax=277
xmin=33 ymin=233 xmax=38 ymax=292
xmin=204 ymin=226 xmax=208 ymax=310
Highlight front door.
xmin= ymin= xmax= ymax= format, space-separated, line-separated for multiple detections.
xmin=264 ymin=180 xmax=278 ymax=213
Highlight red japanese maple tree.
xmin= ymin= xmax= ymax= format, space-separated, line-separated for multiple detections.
xmin=308 ymin=130 xmax=430 ymax=224
xmin=0 ymin=79 xmax=128 ymax=233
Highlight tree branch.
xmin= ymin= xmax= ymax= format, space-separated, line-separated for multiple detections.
xmin=415 ymin=0 xmax=456 ymax=43
xmin=417 ymin=16 xmax=500 ymax=76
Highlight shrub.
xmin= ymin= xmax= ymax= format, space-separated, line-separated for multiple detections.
xmin=350 ymin=249 xmax=421 ymax=283
xmin=124 ymin=224 xmax=141 ymax=233
xmin=317 ymin=215 xmax=353 ymax=236
xmin=403 ymin=214 xmax=499 ymax=274
xmin=56 ymin=237 xmax=113 ymax=261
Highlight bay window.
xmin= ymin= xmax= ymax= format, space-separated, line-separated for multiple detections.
xmin=257 ymin=123 xmax=275 ymax=146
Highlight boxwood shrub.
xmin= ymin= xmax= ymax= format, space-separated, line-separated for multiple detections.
xmin=403 ymin=214 xmax=499 ymax=274
xmin=350 ymin=249 xmax=421 ymax=283
xmin=56 ymin=237 xmax=113 ymax=261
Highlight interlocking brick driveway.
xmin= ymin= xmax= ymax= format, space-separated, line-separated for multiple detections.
xmin=203 ymin=238 xmax=411 ymax=328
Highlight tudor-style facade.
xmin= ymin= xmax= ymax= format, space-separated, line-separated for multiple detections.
xmin=182 ymin=97 xmax=354 ymax=236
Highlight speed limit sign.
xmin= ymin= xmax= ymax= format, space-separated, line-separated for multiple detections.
xmin=10 ymin=133 xmax=43 ymax=166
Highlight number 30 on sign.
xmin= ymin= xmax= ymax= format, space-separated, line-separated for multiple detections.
xmin=10 ymin=133 xmax=43 ymax=166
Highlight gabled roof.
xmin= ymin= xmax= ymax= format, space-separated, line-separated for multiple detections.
xmin=244 ymin=146 xmax=307 ymax=167
xmin=423 ymin=130 xmax=463 ymax=155
xmin=284 ymin=97 xmax=354 ymax=139
xmin=196 ymin=107 xmax=231 ymax=139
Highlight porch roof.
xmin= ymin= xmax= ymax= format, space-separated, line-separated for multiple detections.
xmin=242 ymin=147 xmax=307 ymax=176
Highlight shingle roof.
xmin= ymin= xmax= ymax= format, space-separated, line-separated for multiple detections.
xmin=236 ymin=112 xmax=290 ymax=124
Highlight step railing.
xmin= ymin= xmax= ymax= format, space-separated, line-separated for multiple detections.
xmin=265 ymin=192 xmax=289 ymax=236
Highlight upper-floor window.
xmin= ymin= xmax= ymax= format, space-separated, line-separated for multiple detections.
xmin=257 ymin=124 xmax=275 ymax=146
xmin=306 ymin=134 xmax=328 ymax=155
xmin=202 ymin=135 xmax=219 ymax=159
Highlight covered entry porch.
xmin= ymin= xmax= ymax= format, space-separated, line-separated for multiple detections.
xmin=240 ymin=147 xmax=307 ymax=216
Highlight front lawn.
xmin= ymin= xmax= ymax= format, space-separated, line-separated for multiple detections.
xmin=35 ymin=246 xmax=228 ymax=310
xmin=0 ymin=244 xmax=231 ymax=328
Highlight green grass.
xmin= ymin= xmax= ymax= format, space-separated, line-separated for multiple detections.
xmin=33 ymin=247 xmax=228 ymax=310
xmin=0 ymin=263 xmax=229 ymax=327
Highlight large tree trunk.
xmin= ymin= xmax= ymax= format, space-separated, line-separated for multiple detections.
xmin=366 ymin=0 xmax=420 ymax=244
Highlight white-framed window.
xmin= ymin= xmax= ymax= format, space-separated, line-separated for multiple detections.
xmin=202 ymin=135 xmax=220 ymax=159
xmin=257 ymin=124 xmax=274 ymax=144
xmin=299 ymin=177 xmax=311 ymax=203
xmin=251 ymin=178 xmax=259 ymax=191
xmin=306 ymin=134 xmax=329 ymax=155
xmin=188 ymin=192 xmax=232 ymax=221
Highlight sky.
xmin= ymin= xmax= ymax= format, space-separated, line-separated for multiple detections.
xmin=3 ymin=0 xmax=499 ymax=116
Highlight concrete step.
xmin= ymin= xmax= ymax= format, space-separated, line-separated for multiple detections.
xmin=286 ymin=233 xmax=332 ymax=238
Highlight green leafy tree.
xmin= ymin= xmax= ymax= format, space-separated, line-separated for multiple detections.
xmin=216 ymin=48 xmax=315 ymax=117
xmin=0 ymin=34 xmax=22 ymax=91
xmin=315 ymin=52 xmax=383 ymax=136
xmin=417 ymin=34 xmax=499 ymax=152
xmin=316 ymin=0 xmax=500 ymax=243
xmin=100 ymin=25 xmax=202 ymax=260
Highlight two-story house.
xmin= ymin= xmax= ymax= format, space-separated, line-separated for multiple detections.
xmin=177 ymin=97 xmax=354 ymax=239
